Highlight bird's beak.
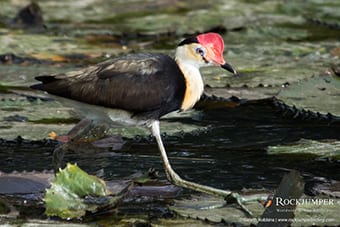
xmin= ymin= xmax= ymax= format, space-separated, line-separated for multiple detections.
xmin=221 ymin=62 xmax=237 ymax=75
xmin=205 ymin=46 xmax=237 ymax=75
xmin=202 ymin=44 xmax=237 ymax=75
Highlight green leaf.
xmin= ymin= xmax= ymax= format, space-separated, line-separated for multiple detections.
xmin=53 ymin=163 xmax=108 ymax=197
xmin=44 ymin=163 xmax=110 ymax=219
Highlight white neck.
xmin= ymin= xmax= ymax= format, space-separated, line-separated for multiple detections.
xmin=175 ymin=47 xmax=204 ymax=110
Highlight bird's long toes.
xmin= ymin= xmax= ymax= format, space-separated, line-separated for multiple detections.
xmin=225 ymin=192 xmax=253 ymax=217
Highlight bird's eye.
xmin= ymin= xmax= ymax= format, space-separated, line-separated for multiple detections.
xmin=195 ymin=47 xmax=205 ymax=57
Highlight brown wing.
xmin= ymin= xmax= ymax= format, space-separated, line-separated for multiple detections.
xmin=31 ymin=53 xmax=186 ymax=119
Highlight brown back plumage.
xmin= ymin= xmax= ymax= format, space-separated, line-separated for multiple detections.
xmin=31 ymin=53 xmax=186 ymax=119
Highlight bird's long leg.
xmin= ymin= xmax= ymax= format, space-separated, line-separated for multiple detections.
xmin=150 ymin=120 xmax=253 ymax=216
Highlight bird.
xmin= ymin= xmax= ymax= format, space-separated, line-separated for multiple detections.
xmin=31 ymin=32 xmax=251 ymax=214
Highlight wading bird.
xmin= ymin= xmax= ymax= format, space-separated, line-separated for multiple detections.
xmin=31 ymin=32 xmax=251 ymax=213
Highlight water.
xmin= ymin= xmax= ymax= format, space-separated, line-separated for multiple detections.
xmin=1 ymin=96 xmax=339 ymax=195
xmin=1 ymin=125 xmax=338 ymax=196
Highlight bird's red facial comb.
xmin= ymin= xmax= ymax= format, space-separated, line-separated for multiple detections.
xmin=196 ymin=32 xmax=225 ymax=65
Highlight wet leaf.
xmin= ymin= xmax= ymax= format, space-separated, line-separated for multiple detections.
xmin=267 ymin=139 xmax=340 ymax=159
xmin=170 ymin=194 xmax=265 ymax=225
xmin=278 ymin=75 xmax=340 ymax=116
xmin=44 ymin=163 xmax=113 ymax=219
xmin=312 ymin=180 xmax=340 ymax=198
xmin=293 ymin=195 xmax=340 ymax=226
xmin=0 ymin=176 xmax=49 ymax=194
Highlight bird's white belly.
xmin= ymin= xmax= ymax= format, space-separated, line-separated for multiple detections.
xmin=51 ymin=95 xmax=149 ymax=127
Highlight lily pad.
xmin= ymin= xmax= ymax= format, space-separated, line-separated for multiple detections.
xmin=278 ymin=75 xmax=340 ymax=116
xmin=170 ymin=194 xmax=266 ymax=225
xmin=292 ymin=195 xmax=340 ymax=226
xmin=267 ymin=139 xmax=340 ymax=159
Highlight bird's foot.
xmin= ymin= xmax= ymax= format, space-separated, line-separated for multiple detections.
xmin=225 ymin=192 xmax=253 ymax=217
xmin=165 ymin=169 xmax=253 ymax=216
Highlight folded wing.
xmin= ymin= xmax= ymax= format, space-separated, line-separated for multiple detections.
xmin=31 ymin=53 xmax=186 ymax=119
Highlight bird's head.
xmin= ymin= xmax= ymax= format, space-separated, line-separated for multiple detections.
xmin=175 ymin=32 xmax=237 ymax=75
